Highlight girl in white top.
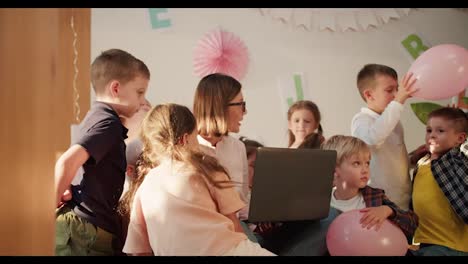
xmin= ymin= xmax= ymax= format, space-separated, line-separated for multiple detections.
xmin=121 ymin=103 xmax=274 ymax=256
xmin=287 ymin=100 xmax=325 ymax=149
xmin=193 ymin=73 xmax=250 ymax=219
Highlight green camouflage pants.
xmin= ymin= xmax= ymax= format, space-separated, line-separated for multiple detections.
xmin=55 ymin=204 xmax=115 ymax=256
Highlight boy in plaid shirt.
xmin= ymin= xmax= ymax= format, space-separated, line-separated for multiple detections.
xmin=410 ymin=107 xmax=468 ymax=256
xmin=322 ymin=135 xmax=418 ymax=242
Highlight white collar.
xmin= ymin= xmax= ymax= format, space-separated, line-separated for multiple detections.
xmin=360 ymin=107 xmax=381 ymax=118
xmin=197 ymin=134 xmax=224 ymax=150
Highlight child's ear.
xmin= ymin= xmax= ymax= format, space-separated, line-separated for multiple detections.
xmin=332 ymin=169 xmax=339 ymax=187
xmin=178 ymin=133 xmax=189 ymax=146
xmin=363 ymin=89 xmax=373 ymax=101
xmin=109 ymin=80 xmax=120 ymax=97
xmin=333 ymin=167 xmax=340 ymax=180
xmin=456 ymin=132 xmax=467 ymax=145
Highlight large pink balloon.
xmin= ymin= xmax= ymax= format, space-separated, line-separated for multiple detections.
xmin=326 ymin=209 xmax=408 ymax=256
xmin=408 ymin=44 xmax=468 ymax=100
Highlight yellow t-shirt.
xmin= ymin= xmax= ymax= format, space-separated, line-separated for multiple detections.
xmin=412 ymin=158 xmax=468 ymax=252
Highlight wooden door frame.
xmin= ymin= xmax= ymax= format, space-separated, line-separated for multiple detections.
xmin=0 ymin=8 xmax=90 ymax=256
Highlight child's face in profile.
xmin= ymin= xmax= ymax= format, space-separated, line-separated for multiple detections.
xmin=425 ymin=117 xmax=466 ymax=157
xmin=334 ymin=151 xmax=371 ymax=190
xmin=366 ymin=74 xmax=398 ymax=114
xmin=288 ymin=109 xmax=318 ymax=142
xmin=117 ymin=75 xmax=149 ymax=118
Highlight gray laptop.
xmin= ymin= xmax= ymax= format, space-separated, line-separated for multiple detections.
xmin=248 ymin=147 xmax=336 ymax=223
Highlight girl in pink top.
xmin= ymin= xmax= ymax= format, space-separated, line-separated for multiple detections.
xmin=121 ymin=103 xmax=274 ymax=256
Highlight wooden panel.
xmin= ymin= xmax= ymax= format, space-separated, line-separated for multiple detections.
xmin=0 ymin=8 xmax=90 ymax=256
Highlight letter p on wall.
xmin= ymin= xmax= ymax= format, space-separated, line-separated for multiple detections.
xmin=401 ymin=34 xmax=429 ymax=59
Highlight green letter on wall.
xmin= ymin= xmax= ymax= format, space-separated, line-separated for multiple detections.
xmin=149 ymin=8 xmax=171 ymax=29
xmin=401 ymin=34 xmax=429 ymax=59
xmin=287 ymin=74 xmax=305 ymax=107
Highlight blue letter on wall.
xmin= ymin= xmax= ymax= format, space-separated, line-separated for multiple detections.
xmin=149 ymin=8 xmax=171 ymax=29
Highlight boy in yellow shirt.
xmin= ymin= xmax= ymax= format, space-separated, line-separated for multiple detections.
xmin=411 ymin=107 xmax=468 ymax=256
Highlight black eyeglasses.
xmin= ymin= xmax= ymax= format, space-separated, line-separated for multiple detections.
xmin=227 ymin=101 xmax=246 ymax=112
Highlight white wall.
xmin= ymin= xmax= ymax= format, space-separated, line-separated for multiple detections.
xmin=91 ymin=8 xmax=468 ymax=151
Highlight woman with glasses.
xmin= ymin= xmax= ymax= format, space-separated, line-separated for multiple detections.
xmin=193 ymin=73 xmax=260 ymax=240
xmin=193 ymin=73 xmax=248 ymax=201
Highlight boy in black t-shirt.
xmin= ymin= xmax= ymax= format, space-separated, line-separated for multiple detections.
xmin=55 ymin=49 xmax=150 ymax=256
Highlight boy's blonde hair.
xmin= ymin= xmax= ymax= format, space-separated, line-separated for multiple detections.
xmin=193 ymin=73 xmax=242 ymax=137
xmin=321 ymin=135 xmax=370 ymax=165
xmin=91 ymin=49 xmax=150 ymax=95
xmin=287 ymin=100 xmax=323 ymax=147
xmin=357 ymin=64 xmax=398 ymax=102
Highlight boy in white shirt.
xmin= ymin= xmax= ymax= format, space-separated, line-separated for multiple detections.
xmin=351 ymin=64 xmax=418 ymax=210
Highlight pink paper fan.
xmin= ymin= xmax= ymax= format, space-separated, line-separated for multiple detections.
xmin=193 ymin=28 xmax=249 ymax=81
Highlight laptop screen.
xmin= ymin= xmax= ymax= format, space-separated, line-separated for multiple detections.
xmin=248 ymin=147 xmax=336 ymax=222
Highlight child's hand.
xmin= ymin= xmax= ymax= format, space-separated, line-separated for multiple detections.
xmin=394 ymin=72 xmax=418 ymax=104
xmin=57 ymin=189 xmax=72 ymax=208
xmin=255 ymin=222 xmax=281 ymax=235
xmin=359 ymin=206 xmax=393 ymax=231
xmin=256 ymin=222 xmax=274 ymax=234
xmin=447 ymin=103 xmax=458 ymax=108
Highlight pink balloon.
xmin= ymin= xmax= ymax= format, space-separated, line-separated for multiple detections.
xmin=408 ymin=44 xmax=468 ymax=100
xmin=326 ymin=209 xmax=408 ymax=256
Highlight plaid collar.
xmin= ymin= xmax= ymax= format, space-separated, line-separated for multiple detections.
xmin=430 ymin=140 xmax=468 ymax=224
